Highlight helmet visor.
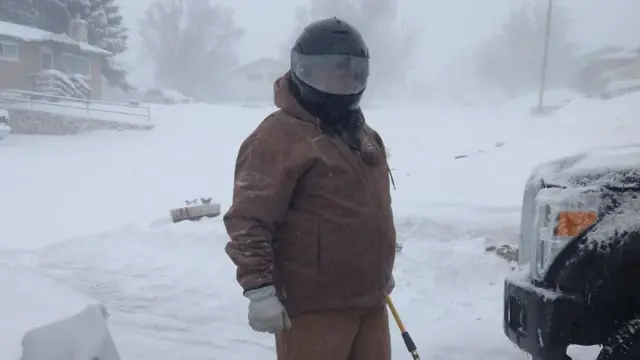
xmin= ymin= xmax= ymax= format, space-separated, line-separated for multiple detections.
xmin=291 ymin=51 xmax=369 ymax=95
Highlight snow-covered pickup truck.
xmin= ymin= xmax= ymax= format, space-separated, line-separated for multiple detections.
xmin=504 ymin=143 xmax=640 ymax=360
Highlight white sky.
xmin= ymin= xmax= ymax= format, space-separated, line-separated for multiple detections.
xmin=116 ymin=0 xmax=640 ymax=88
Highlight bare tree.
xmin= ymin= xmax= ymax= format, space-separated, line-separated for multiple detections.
xmin=139 ymin=0 xmax=243 ymax=101
xmin=475 ymin=2 xmax=577 ymax=97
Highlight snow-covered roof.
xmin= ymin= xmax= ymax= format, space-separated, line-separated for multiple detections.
xmin=0 ymin=21 xmax=111 ymax=57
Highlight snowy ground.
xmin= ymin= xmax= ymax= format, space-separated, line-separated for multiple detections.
xmin=2 ymin=93 xmax=640 ymax=359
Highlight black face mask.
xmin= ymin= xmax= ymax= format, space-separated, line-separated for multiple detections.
xmin=289 ymin=74 xmax=364 ymax=134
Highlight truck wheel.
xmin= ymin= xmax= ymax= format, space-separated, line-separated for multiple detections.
xmin=597 ymin=318 xmax=640 ymax=360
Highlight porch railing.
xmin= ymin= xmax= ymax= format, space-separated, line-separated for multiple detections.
xmin=0 ymin=89 xmax=151 ymax=122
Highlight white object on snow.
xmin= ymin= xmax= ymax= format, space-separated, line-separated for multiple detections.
xmin=0 ymin=265 xmax=121 ymax=360
xmin=170 ymin=203 xmax=221 ymax=223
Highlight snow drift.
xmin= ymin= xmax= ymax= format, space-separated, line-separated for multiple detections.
xmin=1 ymin=265 xmax=120 ymax=360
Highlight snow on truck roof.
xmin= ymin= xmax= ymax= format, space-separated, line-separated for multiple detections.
xmin=0 ymin=20 xmax=111 ymax=56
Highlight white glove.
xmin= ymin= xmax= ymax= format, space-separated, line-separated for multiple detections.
xmin=244 ymin=285 xmax=291 ymax=333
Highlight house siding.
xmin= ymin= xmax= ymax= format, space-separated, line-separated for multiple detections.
xmin=0 ymin=39 xmax=40 ymax=90
xmin=90 ymin=56 xmax=102 ymax=99
xmin=0 ymin=37 xmax=104 ymax=99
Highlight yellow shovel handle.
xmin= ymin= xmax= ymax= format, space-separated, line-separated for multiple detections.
xmin=386 ymin=295 xmax=407 ymax=332
xmin=386 ymin=295 xmax=421 ymax=360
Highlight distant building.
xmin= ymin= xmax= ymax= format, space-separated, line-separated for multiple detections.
xmin=573 ymin=47 xmax=640 ymax=95
xmin=229 ymin=57 xmax=288 ymax=103
xmin=0 ymin=20 xmax=111 ymax=99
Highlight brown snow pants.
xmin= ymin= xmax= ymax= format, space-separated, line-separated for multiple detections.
xmin=275 ymin=306 xmax=391 ymax=360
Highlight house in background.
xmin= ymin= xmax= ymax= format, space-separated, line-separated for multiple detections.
xmin=0 ymin=20 xmax=111 ymax=99
xmin=572 ymin=47 xmax=640 ymax=96
xmin=229 ymin=57 xmax=288 ymax=103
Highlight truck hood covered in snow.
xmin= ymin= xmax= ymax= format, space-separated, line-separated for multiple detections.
xmin=519 ymin=143 xmax=640 ymax=266
xmin=532 ymin=143 xmax=640 ymax=189
xmin=1 ymin=265 xmax=121 ymax=360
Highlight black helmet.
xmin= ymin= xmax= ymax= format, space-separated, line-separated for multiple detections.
xmin=289 ymin=17 xmax=369 ymax=126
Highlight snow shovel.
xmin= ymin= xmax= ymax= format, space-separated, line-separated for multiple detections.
xmin=386 ymin=295 xmax=421 ymax=360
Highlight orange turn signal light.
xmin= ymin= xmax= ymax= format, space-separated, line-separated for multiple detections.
xmin=554 ymin=211 xmax=597 ymax=237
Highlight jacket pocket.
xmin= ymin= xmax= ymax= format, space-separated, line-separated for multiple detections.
xmin=275 ymin=211 xmax=319 ymax=274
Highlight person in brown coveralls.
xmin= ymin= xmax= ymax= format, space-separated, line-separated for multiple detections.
xmin=224 ymin=17 xmax=397 ymax=360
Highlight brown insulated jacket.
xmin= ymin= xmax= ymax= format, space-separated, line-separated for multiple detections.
xmin=224 ymin=73 xmax=396 ymax=316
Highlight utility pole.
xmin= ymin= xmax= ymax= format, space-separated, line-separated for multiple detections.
xmin=536 ymin=0 xmax=553 ymax=112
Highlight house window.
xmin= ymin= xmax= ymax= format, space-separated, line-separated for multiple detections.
xmin=41 ymin=48 xmax=53 ymax=70
xmin=61 ymin=53 xmax=91 ymax=77
xmin=0 ymin=41 xmax=19 ymax=61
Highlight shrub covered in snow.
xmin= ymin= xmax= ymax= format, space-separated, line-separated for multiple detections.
xmin=69 ymin=74 xmax=92 ymax=99
xmin=31 ymin=70 xmax=92 ymax=99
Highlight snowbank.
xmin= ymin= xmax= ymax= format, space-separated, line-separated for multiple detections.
xmin=0 ymin=265 xmax=120 ymax=360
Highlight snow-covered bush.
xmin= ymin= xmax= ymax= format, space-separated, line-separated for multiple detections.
xmin=31 ymin=70 xmax=92 ymax=99
xmin=69 ymin=74 xmax=92 ymax=99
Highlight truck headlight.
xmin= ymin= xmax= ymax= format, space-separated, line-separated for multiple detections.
xmin=531 ymin=187 xmax=600 ymax=280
